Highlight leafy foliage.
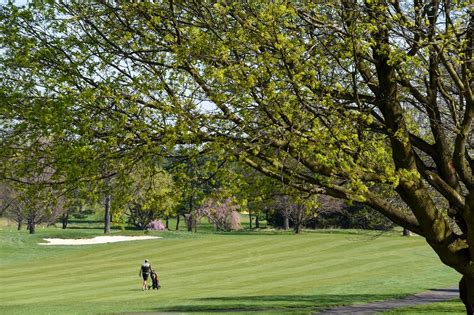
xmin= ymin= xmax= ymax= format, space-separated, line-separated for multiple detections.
xmin=120 ymin=164 xmax=177 ymax=230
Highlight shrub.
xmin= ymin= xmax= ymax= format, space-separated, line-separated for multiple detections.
xmin=147 ymin=220 xmax=166 ymax=231
xmin=315 ymin=203 xmax=394 ymax=230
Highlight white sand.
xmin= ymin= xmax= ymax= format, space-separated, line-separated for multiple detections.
xmin=39 ymin=235 xmax=161 ymax=246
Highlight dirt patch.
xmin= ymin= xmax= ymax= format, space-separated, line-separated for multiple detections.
xmin=39 ymin=235 xmax=161 ymax=246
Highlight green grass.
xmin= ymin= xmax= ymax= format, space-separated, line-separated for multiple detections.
xmin=381 ymin=300 xmax=465 ymax=314
xmin=0 ymin=217 xmax=462 ymax=314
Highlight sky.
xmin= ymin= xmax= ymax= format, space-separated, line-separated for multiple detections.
xmin=2 ymin=0 xmax=29 ymax=5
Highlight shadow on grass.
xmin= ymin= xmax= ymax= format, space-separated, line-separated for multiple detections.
xmin=214 ymin=230 xmax=294 ymax=236
xmin=382 ymin=299 xmax=464 ymax=314
xmin=429 ymin=288 xmax=458 ymax=293
xmin=68 ymin=220 xmax=104 ymax=224
xmin=66 ymin=226 xmax=104 ymax=230
xmin=150 ymin=293 xmax=407 ymax=313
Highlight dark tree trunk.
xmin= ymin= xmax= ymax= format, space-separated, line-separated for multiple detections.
xmin=294 ymin=223 xmax=301 ymax=234
xmin=165 ymin=217 xmax=169 ymax=230
xmin=460 ymin=276 xmax=474 ymax=314
xmin=249 ymin=210 xmax=253 ymax=229
xmin=185 ymin=213 xmax=193 ymax=232
xmin=188 ymin=194 xmax=194 ymax=232
xmin=27 ymin=219 xmax=35 ymax=234
xmin=104 ymin=193 xmax=111 ymax=234
xmin=256 ymin=216 xmax=260 ymax=228
xmin=62 ymin=212 xmax=69 ymax=229
xmin=175 ymin=213 xmax=180 ymax=230
xmin=17 ymin=220 xmax=22 ymax=231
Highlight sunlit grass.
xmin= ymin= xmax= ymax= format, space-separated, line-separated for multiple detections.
xmin=0 ymin=217 xmax=461 ymax=314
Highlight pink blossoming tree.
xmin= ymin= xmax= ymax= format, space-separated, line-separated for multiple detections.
xmin=196 ymin=198 xmax=240 ymax=232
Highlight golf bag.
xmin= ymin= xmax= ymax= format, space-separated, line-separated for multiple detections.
xmin=151 ymin=271 xmax=160 ymax=290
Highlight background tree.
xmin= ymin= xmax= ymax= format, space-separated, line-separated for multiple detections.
xmin=120 ymin=164 xmax=177 ymax=230
xmin=196 ymin=197 xmax=240 ymax=232
xmin=229 ymin=162 xmax=279 ymax=229
xmin=2 ymin=181 xmax=65 ymax=234
xmin=273 ymin=194 xmax=319 ymax=234
xmin=0 ymin=183 xmax=23 ymax=230
xmin=58 ymin=188 xmax=88 ymax=229
xmin=169 ymin=146 xmax=230 ymax=231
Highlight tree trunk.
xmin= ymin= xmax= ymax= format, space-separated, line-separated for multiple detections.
xmin=27 ymin=219 xmax=35 ymax=234
xmin=165 ymin=217 xmax=169 ymax=230
xmin=283 ymin=216 xmax=289 ymax=230
xmin=104 ymin=193 xmax=111 ymax=234
xmin=256 ymin=216 xmax=260 ymax=228
xmin=188 ymin=194 xmax=194 ymax=232
xmin=249 ymin=210 xmax=253 ymax=229
xmin=17 ymin=220 xmax=22 ymax=231
xmin=185 ymin=213 xmax=193 ymax=232
xmin=294 ymin=223 xmax=301 ymax=234
xmin=403 ymin=228 xmax=411 ymax=236
xmin=460 ymin=276 xmax=474 ymax=314
xmin=175 ymin=213 xmax=180 ymax=230
xmin=62 ymin=212 xmax=69 ymax=229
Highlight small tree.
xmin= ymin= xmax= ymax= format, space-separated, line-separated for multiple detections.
xmin=274 ymin=195 xmax=318 ymax=234
xmin=0 ymin=184 xmax=23 ymax=230
xmin=118 ymin=165 xmax=177 ymax=230
xmin=196 ymin=198 xmax=240 ymax=232
xmin=2 ymin=183 xmax=65 ymax=234
xmin=147 ymin=219 xmax=166 ymax=231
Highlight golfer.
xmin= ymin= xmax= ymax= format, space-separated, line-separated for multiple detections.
xmin=139 ymin=259 xmax=152 ymax=290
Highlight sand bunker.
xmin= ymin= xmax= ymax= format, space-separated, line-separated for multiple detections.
xmin=39 ymin=235 xmax=161 ymax=246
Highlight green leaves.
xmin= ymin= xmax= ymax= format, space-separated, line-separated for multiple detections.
xmin=0 ymin=1 xmax=472 ymax=250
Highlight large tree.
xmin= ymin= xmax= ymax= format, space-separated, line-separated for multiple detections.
xmin=1 ymin=0 xmax=473 ymax=311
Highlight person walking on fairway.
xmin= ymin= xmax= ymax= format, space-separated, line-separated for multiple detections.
xmin=139 ymin=259 xmax=152 ymax=290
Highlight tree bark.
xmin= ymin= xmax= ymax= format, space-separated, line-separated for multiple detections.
xmin=62 ymin=212 xmax=69 ymax=229
xmin=283 ymin=216 xmax=289 ymax=230
xmin=27 ymin=218 xmax=35 ymax=234
xmin=249 ymin=210 xmax=253 ymax=229
xmin=294 ymin=223 xmax=301 ymax=234
xmin=175 ymin=213 xmax=180 ymax=230
xmin=104 ymin=193 xmax=111 ymax=234
xmin=403 ymin=228 xmax=411 ymax=236
xmin=256 ymin=216 xmax=260 ymax=228
xmin=460 ymin=276 xmax=474 ymax=314
xmin=185 ymin=213 xmax=193 ymax=232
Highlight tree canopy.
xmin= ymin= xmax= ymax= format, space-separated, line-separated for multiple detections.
xmin=1 ymin=0 xmax=473 ymax=310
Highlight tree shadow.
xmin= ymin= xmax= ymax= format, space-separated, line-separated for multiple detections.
xmin=429 ymin=288 xmax=458 ymax=293
xmin=66 ymin=226 xmax=104 ymax=230
xmin=68 ymin=220 xmax=103 ymax=224
xmin=150 ymin=293 xmax=409 ymax=313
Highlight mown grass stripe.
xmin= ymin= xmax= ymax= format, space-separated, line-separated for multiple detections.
xmin=0 ymin=227 xmax=459 ymax=314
